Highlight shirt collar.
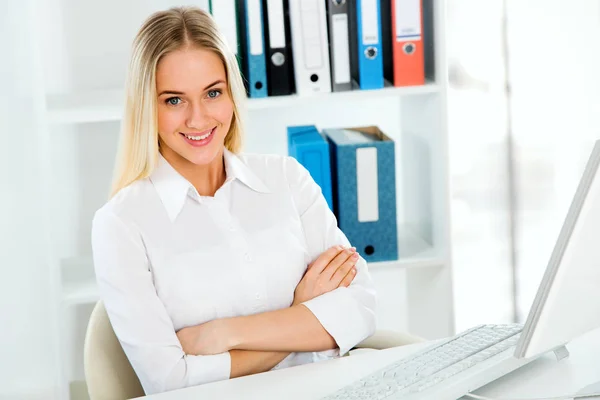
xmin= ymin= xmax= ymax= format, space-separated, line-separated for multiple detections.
xmin=223 ymin=148 xmax=271 ymax=195
xmin=151 ymin=149 xmax=271 ymax=222
xmin=150 ymin=153 xmax=194 ymax=222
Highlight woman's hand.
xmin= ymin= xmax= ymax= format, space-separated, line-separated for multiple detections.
xmin=176 ymin=319 xmax=233 ymax=356
xmin=292 ymin=245 xmax=359 ymax=306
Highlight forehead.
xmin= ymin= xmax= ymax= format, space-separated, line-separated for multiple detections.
xmin=156 ymin=47 xmax=226 ymax=90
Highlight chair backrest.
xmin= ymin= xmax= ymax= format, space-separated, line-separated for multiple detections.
xmin=84 ymin=301 xmax=145 ymax=400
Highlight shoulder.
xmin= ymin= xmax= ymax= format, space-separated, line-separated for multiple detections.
xmin=93 ymin=178 xmax=155 ymax=226
xmin=236 ymin=152 xmax=308 ymax=185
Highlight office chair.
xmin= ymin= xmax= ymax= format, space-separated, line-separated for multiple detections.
xmin=83 ymin=300 xmax=425 ymax=399
xmin=84 ymin=301 xmax=144 ymax=400
xmin=351 ymin=330 xmax=425 ymax=351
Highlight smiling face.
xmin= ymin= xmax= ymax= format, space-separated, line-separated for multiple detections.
xmin=156 ymin=46 xmax=234 ymax=168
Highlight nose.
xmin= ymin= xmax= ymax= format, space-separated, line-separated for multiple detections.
xmin=185 ymin=100 xmax=208 ymax=130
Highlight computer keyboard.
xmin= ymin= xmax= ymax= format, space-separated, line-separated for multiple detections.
xmin=323 ymin=324 xmax=525 ymax=400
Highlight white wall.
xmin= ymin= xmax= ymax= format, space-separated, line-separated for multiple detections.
xmin=1 ymin=1 xmax=58 ymax=398
xmin=448 ymin=0 xmax=600 ymax=330
xmin=447 ymin=0 xmax=515 ymax=331
xmin=506 ymin=0 xmax=600 ymax=319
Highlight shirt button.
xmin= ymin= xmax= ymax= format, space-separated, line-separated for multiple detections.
xmin=229 ymin=224 xmax=235 ymax=231
xmin=255 ymin=293 xmax=261 ymax=299
xmin=244 ymin=253 xmax=252 ymax=262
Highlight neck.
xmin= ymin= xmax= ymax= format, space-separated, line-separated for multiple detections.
xmin=160 ymin=147 xmax=227 ymax=197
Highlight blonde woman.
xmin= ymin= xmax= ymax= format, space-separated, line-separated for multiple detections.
xmin=91 ymin=6 xmax=376 ymax=395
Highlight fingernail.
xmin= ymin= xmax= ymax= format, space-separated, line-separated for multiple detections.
xmin=350 ymin=247 xmax=356 ymax=251
xmin=352 ymin=268 xmax=357 ymax=274
xmin=352 ymin=253 xmax=359 ymax=259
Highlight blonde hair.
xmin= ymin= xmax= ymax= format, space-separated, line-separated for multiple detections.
xmin=110 ymin=6 xmax=246 ymax=197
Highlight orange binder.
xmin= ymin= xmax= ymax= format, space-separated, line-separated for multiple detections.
xmin=392 ymin=0 xmax=425 ymax=86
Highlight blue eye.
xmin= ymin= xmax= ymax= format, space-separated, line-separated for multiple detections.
xmin=166 ymin=97 xmax=181 ymax=106
xmin=207 ymin=89 xmax=222 ymax=99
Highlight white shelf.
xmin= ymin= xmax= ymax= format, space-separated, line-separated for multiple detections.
xmin=45 ymin=82 xmax=439 ymax=125
xmin=60 ymin=257 xmax=98 ymax=307
xmin=59 ymin=227 xmax=442 ymax=307
xmin=63 ymin=278 xmax=99 ymax=307
xmin=245 ymin=82 xmax=440 ymax=110
xmin=370 ymin=227 xmax=446 ymax=269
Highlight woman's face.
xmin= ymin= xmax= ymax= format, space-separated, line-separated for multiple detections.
xmin=156 ymin=47 xmax=233 ymax=167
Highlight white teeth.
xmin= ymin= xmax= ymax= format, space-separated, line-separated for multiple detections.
xmin=184 ymin=129 xmax=213 ymax=141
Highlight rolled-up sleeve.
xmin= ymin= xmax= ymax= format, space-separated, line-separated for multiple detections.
xmin=91 ymin=209 xmax=231 ymax=395
xmin=285 ymin=157 xmax=377 ymax=356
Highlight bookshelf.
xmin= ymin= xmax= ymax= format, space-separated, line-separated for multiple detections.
xmin=34 ymin=0 xmax=454 ymax=398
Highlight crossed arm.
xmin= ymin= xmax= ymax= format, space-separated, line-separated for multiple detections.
xmin=176 ymin=245 xmax=361 ymax=378
xmin=180 ymin=304 xmax=336 ymax=378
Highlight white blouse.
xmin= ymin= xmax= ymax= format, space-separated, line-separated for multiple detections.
xmin=91 ymin=149 xmax=377 ymax=395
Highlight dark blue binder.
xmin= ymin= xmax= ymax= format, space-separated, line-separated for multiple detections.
xmin=323 ymin=126 xmax=398 ymax=262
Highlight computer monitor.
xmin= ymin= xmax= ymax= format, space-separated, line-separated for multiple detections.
xmin=514 ymin=139 xmax=600 ymax=360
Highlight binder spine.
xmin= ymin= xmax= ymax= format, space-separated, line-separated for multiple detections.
xmin=289 ymin=0 xmax=332 ymax=95
xmin=326 ymin=0 xmax=352 ymax=92
xmin=263 ymin=0 xmax=294 ymax=96
xmin=392 ymin=0 xmax=425 ymax=86
xmin=242 ymin=0 xmax=268 ymax=98
xmin=381 ymin=0 xmax=394 ymax=85
xmin=348 ymin=0 xmax=359 ymax=89
xmin=356 ymin=0 xmax=384 ymax=89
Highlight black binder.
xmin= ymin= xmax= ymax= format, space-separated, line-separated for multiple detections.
xmin=262 ymin=0 xmax=295 ymax=96
xmin=380 ymin=0 xmax=394 ymax=87
xmin=326 ymin=0 xmax=353 ymax=92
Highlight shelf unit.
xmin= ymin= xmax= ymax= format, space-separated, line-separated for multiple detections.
xmin=35 ymin=0 xmax=454 ymax=398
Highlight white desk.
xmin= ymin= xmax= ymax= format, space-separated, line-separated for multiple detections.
xmin=141 ymin=328 xmax=600 ymax=400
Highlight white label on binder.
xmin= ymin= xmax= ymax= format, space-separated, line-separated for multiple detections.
xmin=197 ymin=0 xmax=210 ymax=12
xmin=248 ymin=0 xmax=264 ymax=55
xmin=395 ymin=0 xmax=422 ymax=40
xmin=300 ymin=0 xmax=323 ymax=68
xmin=332 ymin=14 xmax=351 ymax=84
xmin=356 ymin=147 xmax=379 ymax=222
xmin=212 ymin=0 xmax=239 ymax=55
xmin=361 ymin=0 xmax=379 ymax=45
xmin=267 ymin=0 xmax=286 ymax=49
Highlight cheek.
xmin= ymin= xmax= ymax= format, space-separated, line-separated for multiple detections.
xmin=157 ymin=108 xmax=181 ymax=134
xmin=212 ymin=100 xmax=234 ymax=130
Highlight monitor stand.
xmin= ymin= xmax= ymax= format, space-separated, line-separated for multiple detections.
xmin=553 ymin=345 xmax=570 ymax=361
xmin=576 ymin=381 xmax=600 ymax=399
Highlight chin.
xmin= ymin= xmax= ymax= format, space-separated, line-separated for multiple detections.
xmin=160 ymin=127 xmax=227 ymax=166
xmin=181 ymin=143 xmax=224 ymax=166
xmin=184 ymin=153 xmax=218 ymax=166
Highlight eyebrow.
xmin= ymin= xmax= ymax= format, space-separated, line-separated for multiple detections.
xmin=158 ymin=80 xmax=226 ymax=97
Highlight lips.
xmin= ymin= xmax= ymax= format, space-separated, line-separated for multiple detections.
xmin=181 ymin=128 xmax=215 ymax=141
xmin=179 ymin=127 xmax=216 ymax=147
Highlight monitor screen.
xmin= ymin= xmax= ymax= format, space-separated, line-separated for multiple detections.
xmin=515 ymin=140 xmax=600 ymax=359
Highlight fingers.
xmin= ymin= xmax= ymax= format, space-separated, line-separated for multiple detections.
xmin=329 ymin=251 xmax=359 ymax=285
xmin=320 ymin=246 xmax=356 ymax=281
xmin=307 ymin=245 xmax=346 ymax=275
xmin=338 ymin=265 xmax=357 ymax=288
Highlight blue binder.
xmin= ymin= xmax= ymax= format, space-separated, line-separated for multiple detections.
xmin=323 ymin=126 xmax=398 ymax=262
xmin=238 ymin=0 xmax=268 ymax=98
xmin=287 ymin=125 xmax=334 ymax=211
xmin=349 ymin=0 xmax=384 ymax=90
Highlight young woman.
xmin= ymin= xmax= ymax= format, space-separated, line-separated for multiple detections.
xmin=91 ymin=6 xmax=376 ymax=395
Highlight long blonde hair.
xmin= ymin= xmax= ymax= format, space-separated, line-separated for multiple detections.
xmin=110 ymin=6 xmax=246 ymax=197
